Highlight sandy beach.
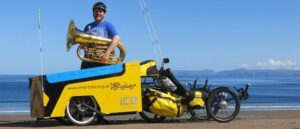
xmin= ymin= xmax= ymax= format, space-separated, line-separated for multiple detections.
xmin=0 ymin=110 xmax=299 ymax=129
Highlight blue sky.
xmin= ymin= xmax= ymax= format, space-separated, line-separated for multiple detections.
xmin=0 ymin=0 xmax=300 ymax=74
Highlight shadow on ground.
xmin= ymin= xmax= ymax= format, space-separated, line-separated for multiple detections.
xmin=0 ymin=118 xmax=212 ymax=128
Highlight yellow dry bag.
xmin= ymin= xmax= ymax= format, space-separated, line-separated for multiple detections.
xmin=147 ymin=88 xmax=187 ymax=117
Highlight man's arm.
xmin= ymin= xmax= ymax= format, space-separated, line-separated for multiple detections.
xmin=101 ymin=35 xmax=120 ymax=62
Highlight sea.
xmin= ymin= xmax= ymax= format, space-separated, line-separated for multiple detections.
xmin=0 ymin=75 xmax=300 ymax=115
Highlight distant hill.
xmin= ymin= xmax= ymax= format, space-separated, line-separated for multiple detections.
xmin=0 ymin=75 xmax=35 ymax=78
xmin=173 ymin=69 xmax=300 ymax=77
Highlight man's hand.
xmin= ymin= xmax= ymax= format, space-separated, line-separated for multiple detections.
xmin=83 ymin=45 xmax=89 ymax=52
xmin=100 ymin=52 xmax=110 ymax=63
xmin=99 ymin=35 xmax=120 ymax=63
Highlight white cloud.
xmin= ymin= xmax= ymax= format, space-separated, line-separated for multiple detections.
xmin=237 ymin=64 xmax=249 ymax=69
xmin=256 ymin=58 xmax=300 ymax=70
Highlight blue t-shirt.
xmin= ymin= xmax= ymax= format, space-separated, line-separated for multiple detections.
xmin=84 ymin=20 xmax=118 ymax=39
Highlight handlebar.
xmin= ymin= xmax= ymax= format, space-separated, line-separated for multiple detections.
xmin=235 ymin=83 xmax=251 ymax=101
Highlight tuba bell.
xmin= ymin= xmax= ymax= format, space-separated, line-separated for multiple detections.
xmin=66 ymin=20 xmax=126 ymax=64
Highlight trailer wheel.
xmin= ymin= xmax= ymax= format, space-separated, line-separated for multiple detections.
xmin=66 ymin=96 xmax=97 ymax=126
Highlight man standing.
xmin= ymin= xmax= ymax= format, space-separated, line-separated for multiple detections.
xmin=81 ymin=2 xmax=121 ymax=69
xmin=82 ymin=2 xmax=120 ymax=124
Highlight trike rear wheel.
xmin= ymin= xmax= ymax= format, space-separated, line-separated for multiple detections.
xmin=207 ymin=87 xmax=240 ymax=122
xmin=139 ymin=110 xmax=166 ymax=123
xmin=190 ymin=106 xmax=211 ymax=120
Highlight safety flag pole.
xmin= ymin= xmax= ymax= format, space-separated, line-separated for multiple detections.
xmin=138 ymin=0 xmax=165 ymax=67
xmin=37 ymin=8 xmax=44 ymax=88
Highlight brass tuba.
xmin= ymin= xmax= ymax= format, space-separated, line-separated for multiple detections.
xmin=66 ymin=20 xmax=126 ymax=64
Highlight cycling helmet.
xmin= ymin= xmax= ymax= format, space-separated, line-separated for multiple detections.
xmin=93 ymin=2 xmax=107 ymax=12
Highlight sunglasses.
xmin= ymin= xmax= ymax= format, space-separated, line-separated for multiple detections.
xmin=93 ymin=8 xmax=106 ymax=13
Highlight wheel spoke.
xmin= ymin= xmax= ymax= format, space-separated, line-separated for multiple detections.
xmin=75 ymin=111 xmax=80 ymax=120
xmin=78 ymin=113 xmax=83 ymax=121
xmin=69 ymin=107 xmax=76 ymax=114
